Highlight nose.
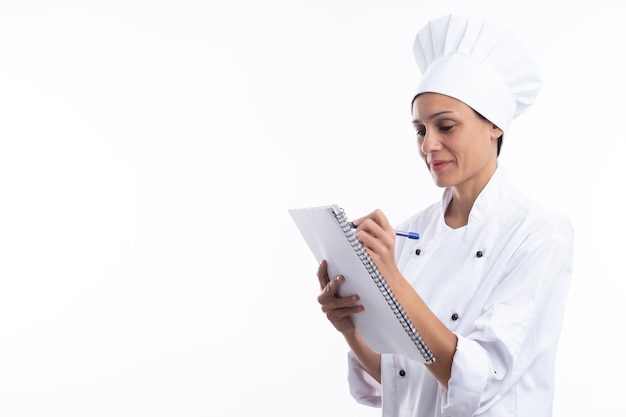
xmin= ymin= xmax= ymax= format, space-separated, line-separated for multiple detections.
xmin=420 ymin=131 xmax=441 ymax=155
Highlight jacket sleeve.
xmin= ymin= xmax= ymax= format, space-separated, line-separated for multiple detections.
xmin=441 ymin=220 xmax=574 ymax=416
xmin=347 ymin=351 xmax=382 ymax=407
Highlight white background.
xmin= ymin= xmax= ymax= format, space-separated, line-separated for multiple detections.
xmin=0 ymin=0 xmax=624 ymax=415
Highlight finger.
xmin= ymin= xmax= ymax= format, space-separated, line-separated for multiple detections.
xmin=316 ymin=260 xmax=330 ymax=290
xmin=325 ymin=303 xmax=365 ymax=321
xmin=353 ymin=219 xmax=382 ymax=244
xmin=318 ymin=274 xmax=345 ymax=300
xmin=371 ymin=208 xmax=391 ymax=229
xmin=320 ymin=293 xmax=361 ymax=312
xmin=363 ymin=210 xmax=392 ymax=238
xmin=356 ymin=212 xmax=396 ymax=256
xmin=317 ymin=275 xmax=353 ymax=307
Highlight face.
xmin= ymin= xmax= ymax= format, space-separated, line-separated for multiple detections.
xmin=412 ymin=92 xmax=503 ymax=192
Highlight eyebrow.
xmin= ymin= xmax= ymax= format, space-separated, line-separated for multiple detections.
xmin=412 ymin=110 xmax=454 ymax=124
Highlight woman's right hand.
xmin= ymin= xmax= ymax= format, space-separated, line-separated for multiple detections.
xmin=317 ymin=260 xmax=364 ymax=336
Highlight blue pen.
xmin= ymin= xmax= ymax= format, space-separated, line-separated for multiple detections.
xmin=350 ymin=222 xmax=420 ymax=240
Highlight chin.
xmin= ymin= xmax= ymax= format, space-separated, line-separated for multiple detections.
xmin=430 ymin=173 xmax=454 ymax=188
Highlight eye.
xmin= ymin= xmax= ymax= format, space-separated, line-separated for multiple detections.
xmin=440 ymin=125 xmax=454 ymax=132
xmin=414 ymin=124 xmax=426 ymax=137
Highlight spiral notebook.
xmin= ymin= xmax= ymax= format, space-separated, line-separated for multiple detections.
xmin=289 ymin=204 xmax=434 ymax=364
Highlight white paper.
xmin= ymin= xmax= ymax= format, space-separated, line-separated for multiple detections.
xmin=289 ymin=204 xmax=432 ymax=363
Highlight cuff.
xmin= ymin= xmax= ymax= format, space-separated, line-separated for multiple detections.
xmin=347 ymin=351 xmax=382 ymax=407
xmin=441 ymin=335 xmax=489 ymax=417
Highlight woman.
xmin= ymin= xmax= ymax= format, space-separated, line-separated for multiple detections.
xmin=316 ymin=14 xmax=574 ymax=417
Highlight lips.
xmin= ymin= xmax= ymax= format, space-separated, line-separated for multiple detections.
xmin=429 ymin=160 xmax=450 ymax=172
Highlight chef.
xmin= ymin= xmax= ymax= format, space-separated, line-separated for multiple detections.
xmin=316 ymin=14 xmax=574 ymax=417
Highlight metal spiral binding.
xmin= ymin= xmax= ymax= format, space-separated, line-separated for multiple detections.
xmin=332 ymin=207 xmax=435 ymax=364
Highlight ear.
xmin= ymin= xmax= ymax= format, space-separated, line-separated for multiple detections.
xmin=490 ymin=124 xmax=503 ymax=141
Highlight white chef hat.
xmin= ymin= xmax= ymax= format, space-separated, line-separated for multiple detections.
xmin=412 ymin=14 xmax=542 ymax=132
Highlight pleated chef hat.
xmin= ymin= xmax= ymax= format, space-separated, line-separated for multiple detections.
xmin=413 ymin=14 xmax=542 ymax=132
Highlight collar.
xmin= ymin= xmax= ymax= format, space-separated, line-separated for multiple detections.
xmin=440 ymin=165 xmax=511 ymax=242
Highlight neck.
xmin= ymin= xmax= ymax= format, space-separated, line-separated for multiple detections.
xmin=445 ymin=164 xmax=497 ymax=228
xmin=444 ymin=196 xmax=473 ymax=229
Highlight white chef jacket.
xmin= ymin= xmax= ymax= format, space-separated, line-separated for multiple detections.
xmin=347 ymin=166 xmax=574 ymax=417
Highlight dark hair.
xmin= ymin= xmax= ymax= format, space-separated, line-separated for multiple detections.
xmin=473 ymin=110 xmax=503 ymax=157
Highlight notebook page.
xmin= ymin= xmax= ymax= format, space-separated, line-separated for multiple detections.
xmin=289 ymin=205 xmax=430 ymax=362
